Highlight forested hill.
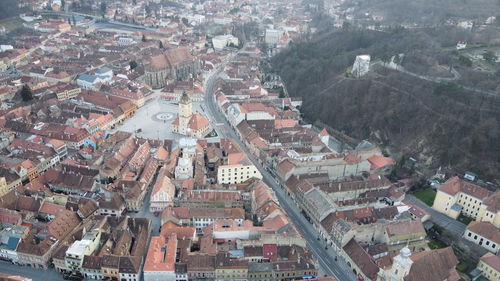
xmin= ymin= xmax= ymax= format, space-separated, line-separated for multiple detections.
xmin=270 ymin=27 xmax=500 ymax=181
xmin=341 ymin=0 xmax=499 ymax=25
xmin=0 ymin=0 xmax=22 ymax=20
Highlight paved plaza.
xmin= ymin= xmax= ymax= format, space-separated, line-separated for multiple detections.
xmin=114 ymin=97 xmax=221 ymax=144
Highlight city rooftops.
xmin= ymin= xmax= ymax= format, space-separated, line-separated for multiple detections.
xmin=143 ymin=234 xmax=177 ymax=272
xmin=66 ymin=239 xmax=93 ymax=257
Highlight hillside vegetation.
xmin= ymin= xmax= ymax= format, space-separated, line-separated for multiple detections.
xmin=341 ymin=0 xmax=500 ymax=24
xmin=271 ymin=27 xmax=500 ymax=181
xmin=0 ymin=0 xmax=23 ymax=20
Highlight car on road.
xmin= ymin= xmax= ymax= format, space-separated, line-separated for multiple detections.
xmin=63 ymin=273 xmax=83 ymax=281
xmin=135 ymin=128 xmax=142 ymax=133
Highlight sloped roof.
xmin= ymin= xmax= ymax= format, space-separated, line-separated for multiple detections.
xmin=386 ymin=221 xmax=425 ymax=237
xmin=367 ymin=155 xmax=396 ymax=168
xmin=188 ymin=113 xmax=209 ymax=131
xmin=343 ymin=238 xmax=379 ymax=280
xmin=480 ymin=252 xmax=500 ymax=273
xmin=439 ymin=176 xmax=492 ymax=200
xmin=405 ymin=247 xmax=459 ymax=281
xmin=466 ymin=221 xmax=500 ymax=244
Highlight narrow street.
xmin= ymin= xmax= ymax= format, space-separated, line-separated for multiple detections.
xmin=203 ymin=62 xmax=358 ymax=281
xmin=406 ymin=195 xmax=489 ymax=257
xmin=406 ymin=195 xmax=467 ymax=237
xmin=0 ymin=260 xmax=65 ymax=281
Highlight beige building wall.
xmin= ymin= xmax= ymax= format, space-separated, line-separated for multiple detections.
xmin=478 ymin=259 xmax=500 ymax=281
xmin=217 ymin=164 xmax=262 ymax=185
xmin=477 ymin=206 xmax=500 ymax=228
xmin=433 ymin=189 xmax=488 ymax=220
xmin=432 ymin=190 xmax=458 ymax=218
xmin=456 ymin=192 xmax=483 ymax=219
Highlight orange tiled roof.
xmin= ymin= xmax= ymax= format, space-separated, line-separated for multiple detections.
xmin=143 ymin=234 xmax=177 ymax=272
xmin=439 ymin=176 xmax=492 ymax=199
xmin=39 ymin=202 xmax=65 ymax=216
xmin=188 ymin=113 xmax=209 ymax=131
xmin=367 ymin=155 xmax=396 ymax=168
xmin=160 ymin=221 xmax=195 ymax=239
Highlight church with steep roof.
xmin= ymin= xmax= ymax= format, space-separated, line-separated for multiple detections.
xmin=172 ymin=93 xmax=211 ymax=138
xmin=144 ymin=47 xmax=200 ymax=89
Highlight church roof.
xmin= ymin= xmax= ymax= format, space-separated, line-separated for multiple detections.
xmin=405 ymin=247 xmax=459 ymax=281
xmin=148 ymin=48 xmax=195 ymax=71
xmin=150 ymin=54 xmax=169 ymax=70
xmin=164 ymin=48 xmax=194 ymax=66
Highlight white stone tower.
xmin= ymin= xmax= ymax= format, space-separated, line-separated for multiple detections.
xmin=386 ymin=246 xmax=413 ymax=281
xmin=178 ymin=92 xmax=192 ymax=135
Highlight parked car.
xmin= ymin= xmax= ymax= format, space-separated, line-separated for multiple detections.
xmin=63 ymin=273 xmax=83 ymax=281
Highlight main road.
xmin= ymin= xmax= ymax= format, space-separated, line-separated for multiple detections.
xmin=203 ymin=56 xmax=358 ymax=281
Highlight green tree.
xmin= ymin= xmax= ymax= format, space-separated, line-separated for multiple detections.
xmin=145 ymin=5 xmax=151 ymax=16
xmin=379 ymin=44 xmax=391 ymax=65
xmin=20 ymin=85 xmax=33 ymax=102
xmin=279 ymin=87 xmax=285 ymax=98
xmin=341 ymin=21 xmax=351 ymax=32
xmin=129 ymin=60 xmax=138 ymax=70
xmin=159 ymin=40 xmax=164 ymax=49
xmin=458 ymin=55 xmax=472 ymax=67
xmin=483 ymin=50 xmax=497 ymax=63
xmin=141 ymin=34 xmax=146 ymax=42
xmin=393 ymin=54 xmax=401 ymax=65
xmin=181 ymin=17 xmax=189 ymax=26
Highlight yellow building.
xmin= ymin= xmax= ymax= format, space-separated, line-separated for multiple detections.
xmin=215 ymin=253 xmax=249 ymax=280
xmin=477 ymin=190 xmax=500 ymax=228
xmin=432 ymin=176 xmax=493 ymax=220
xmin=56 ymin=86 xmax=81 ymax=100
xmin=477 ymin=252 xmax=500 ymax=281
xmin=216 ymin=140 xmax=262 ymax=185
xmin=217 ymin=163 xmax=262 ymax=185
xmin=0 ymin=177 xmax=7 ymax=197
xmin=384 ymin=221 xmax=427 ymax=254
xmin=0 ymin=171 xmax=22 ymax=197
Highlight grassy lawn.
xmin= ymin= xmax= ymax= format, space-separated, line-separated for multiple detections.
xmin=456 ymin=262 xmax=468 ymax=273
xmin=428 ymin=239 xmax=447 ymax=250
xmin=457 ymin=214 xmax=473 ymax=225
xmin=414 ymin=188 xmax=437 ymax=206
xmin=0 ymin=17 xmax=24 ymax=32
xmin=204 ymin=129 xmax=218 ymax=138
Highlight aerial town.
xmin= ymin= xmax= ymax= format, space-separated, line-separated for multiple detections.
xmin=0 ymin=0 xmax=498 ymax=281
